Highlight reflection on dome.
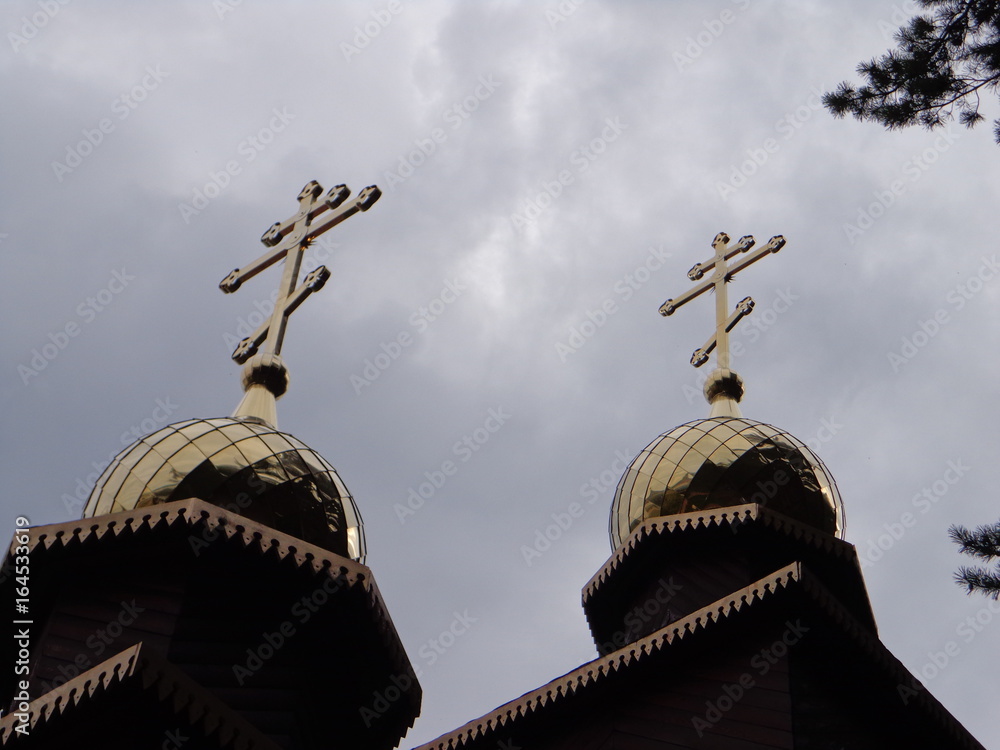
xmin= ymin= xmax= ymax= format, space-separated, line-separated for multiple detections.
xmin=610 ymin=417 xmax=844 ymax=550
xmin=84 ymin=417 xmax=365 ymax=562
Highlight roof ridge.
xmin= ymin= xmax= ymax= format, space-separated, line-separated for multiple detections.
xmin=0 ymin=642 xmax=282 ymax=749
xmin=791 ymin=568 xmax=987 ymax=750
xmin=2 ymin=497 xmax=370 ymax=588
xmin=584 ymin=503 xmax=854 ymax=600
xmin=412 ymin=560 xmax=985 ymax=750
xmin=412 ymin=562 xmax=803 ymax=750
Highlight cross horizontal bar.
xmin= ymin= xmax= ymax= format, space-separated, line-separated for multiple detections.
xmin=687 ymin=235 xmax=755 ymax=281
xmin=259 ymin=181 xmax=350 ymax=248
xmin=724 ymin=235 xmax=785 ymax=280
xmin=230 ymin=265 xmax=332 ymax=363
xmin=220 ymin=245 xmax=287 ymax=294
xmin=299 ymin=185 xmax=381 ymax=244
xmin=218 ymin=183 xmax=373 ymax=294
xmin=659 ymin=275 xmax=714 ymax=316
xmin=689 ymin=296 xmax=755 ymax=367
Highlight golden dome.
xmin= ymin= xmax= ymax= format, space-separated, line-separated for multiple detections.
xmin=83 ymin=416 xmax=365 ymax=561
xmin=609 ymin=416 xmax=844 ymax=550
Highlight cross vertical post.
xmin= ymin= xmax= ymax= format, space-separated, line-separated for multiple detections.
xmin=220 ymin=179 xmax=382 ymax=424
xmin=658 ymin=232 xmax=785 ymax=372
xmin=220 ymin=180 xmax=381 ymax=364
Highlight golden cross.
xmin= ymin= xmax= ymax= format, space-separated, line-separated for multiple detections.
xmin=219 ymin=180 xmax=381 ymax=363
xmin=659 ymin=232 xmax=785 ymax=369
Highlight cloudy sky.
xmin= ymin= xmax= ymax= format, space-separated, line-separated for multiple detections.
xmin=3 ymin=0 xmax=1000 ymax=745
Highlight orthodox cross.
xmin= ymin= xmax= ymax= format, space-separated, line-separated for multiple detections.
xmin=658 ymin=232 xmax=785 ymax=370
xmin=220 ymin=180 xmax=381 ymax=363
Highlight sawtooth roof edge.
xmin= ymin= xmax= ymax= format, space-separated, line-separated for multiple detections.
xmin=0 ymin=642 xmax=283 ymax=749
xmin=2 ymin=497 xmax=371 ymax=589
xmin=584 ymin=503 xmax=857 ymax=601
xmin=413 ymin=561 xmax=985 ymax=750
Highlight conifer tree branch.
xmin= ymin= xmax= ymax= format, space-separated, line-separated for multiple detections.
xmin=823 ymin=0 xmax=1000 ymax=143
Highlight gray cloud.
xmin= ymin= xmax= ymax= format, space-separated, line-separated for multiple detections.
xmin=3 ymin=0 xmax=999 ymax=745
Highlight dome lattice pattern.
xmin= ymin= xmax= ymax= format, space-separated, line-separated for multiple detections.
xmin=84 ymin=417 xmax=365 ymax=561
xmin=610 ymin=417 xmax=843 ymax=550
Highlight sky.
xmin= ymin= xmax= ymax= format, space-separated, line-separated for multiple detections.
xmin=3 ymin=0 xmax=1000 ymax=746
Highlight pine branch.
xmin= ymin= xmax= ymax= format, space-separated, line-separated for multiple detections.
xmin=823 ymin=0 xmax=1000 ymax=143
xmin=954 ymin=565 xmax=1000 ymax=598
xmin=950 ymin=521 xmax=1000 ymax=561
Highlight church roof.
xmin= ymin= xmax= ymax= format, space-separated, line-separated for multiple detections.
xmin=0 ymin=642 xmax=280 ymax=749
xmin=12 ymin=496 xmax=370 ymax=581
xmin=584 ymin=503 xmax=878 ymax=644
xmin=412 ymin=560 xmax=985 ymax=750
xmin=2 ymin=497 xmax=421 ymax=748
xmin=589 ymin=504 xmax=859 ymax=602
xmin=5 ymin=496 xmax=414 ymax=677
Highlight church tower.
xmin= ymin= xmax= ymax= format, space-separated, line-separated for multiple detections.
xmin=412 ymin=232 xmax=986 ymax=749
xmin=1 ymin=181 xmax=421 ymax=749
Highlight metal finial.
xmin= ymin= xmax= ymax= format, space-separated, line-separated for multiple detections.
xmin=221 ymin=180 xmax=382 ymax=424
xmin=658 ymin=232 xmax=785 ymax=414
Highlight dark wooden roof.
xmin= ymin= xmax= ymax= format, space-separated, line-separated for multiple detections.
xmin=1 ymin=498 xmax=421 ymax=749
xmin=0 ymin=642 xmax=281 ymax=749
xmin=412 ymin=561 xmax=986 ymax=750
xmin=6 ymin=497 xmax=369 ymax=583
xmin=584 ymin=504 xmax=859 ymax=602
xmin=581 ymin=503 xmax=879 ymax=648
xmin=1 ymin=497 xmax=409 ymax=673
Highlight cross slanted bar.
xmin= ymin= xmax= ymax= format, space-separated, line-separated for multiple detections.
xmin=658 ymin=232 xmax=785 ymax=370
xmin=220 ymin=180 xmax=381 ymax=363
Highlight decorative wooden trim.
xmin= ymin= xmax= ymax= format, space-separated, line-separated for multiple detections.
xmin=583 ymin=504 xmax=857 ymax=602
xmin=0 ymin=642 xmax=282 ymax=749
xmin=413 ymin=561 xmax=985 ymax=750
